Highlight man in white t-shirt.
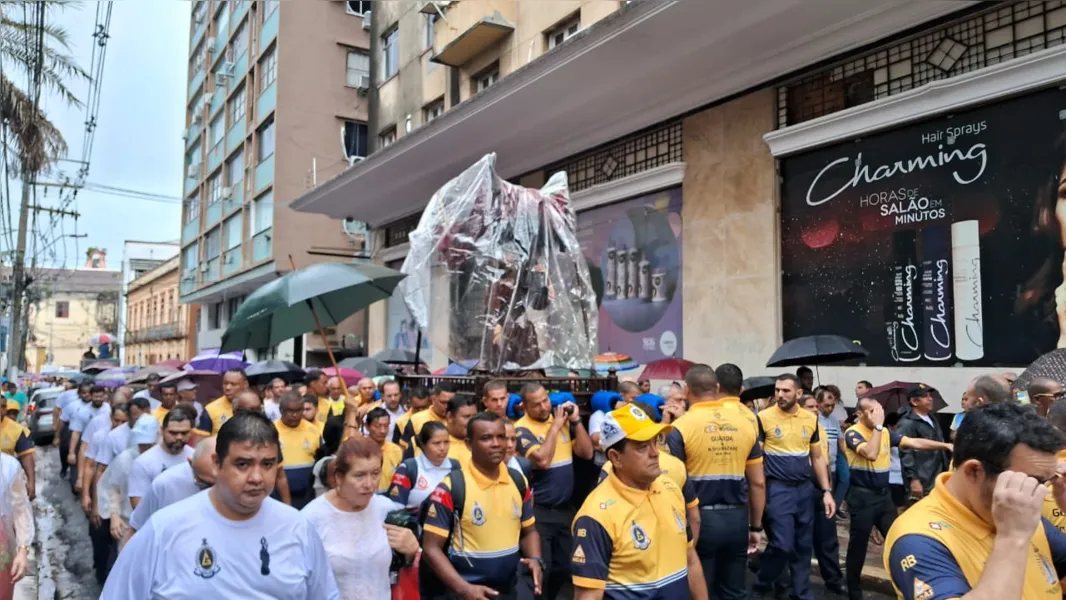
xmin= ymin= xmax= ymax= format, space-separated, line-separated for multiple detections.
xmin=128 ymin=405 xmax=195 ymax=508
xmin=101 ymin=411 xmax=340 ymax=599
xmin=128 ymin=437 xmax=218 ymax=533
xmin=133 ymin=373 xmax=163 ymax=411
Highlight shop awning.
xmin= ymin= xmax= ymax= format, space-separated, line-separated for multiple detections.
xmin=291 ymin=0 xmax=972 ymax=227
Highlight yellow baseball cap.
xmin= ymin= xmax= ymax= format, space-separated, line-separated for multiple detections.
xmin=600 ymin=404 xmax=672 ymax=448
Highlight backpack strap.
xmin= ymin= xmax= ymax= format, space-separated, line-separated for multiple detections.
xmin=507 ymin=467 xmax=528 ymax=501
xmin=449 ymin=469 xmax=466 ymax=521
xmin=401 ymin=457 xmax=419 ymax=491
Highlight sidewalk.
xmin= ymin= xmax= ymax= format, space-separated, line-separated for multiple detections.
xmin=12 ymin=544 xmax=36 ymax=600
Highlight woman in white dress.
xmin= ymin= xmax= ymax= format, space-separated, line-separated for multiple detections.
xmin=303 ymin=437 xmax=419 ymax=600
xmin=0 ymin=452 xmax=33 ymax=600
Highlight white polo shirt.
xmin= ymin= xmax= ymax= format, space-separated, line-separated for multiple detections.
xmin=128 ymin=444 xmax=194 ymax=500
xmin=129 ymin=461 xmax=203 ymax=531
xmin=101 ymin=491 xmax=340 ymax=600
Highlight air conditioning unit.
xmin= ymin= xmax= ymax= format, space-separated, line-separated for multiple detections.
xmin=221 ymin=61 xmax=235 ymax=74
xmin=206 ymin=38 xmax=216 ymax=51
xmin=192 ymin=112 xmax=203 ymax=126
xmin=214 ymin=72 xmax=229 ymax=87
xmin=181 ymin=129 xmax=189 ymax=142
xmin=189 ymin=164 xmax=201 ymax=179
xmin=200 ymin=264 xmax=209 ymax=273
xmin=225 ymin=47 xmax=234 ymax=62
xmin=362 ymin=11 xmax=371 ymax=30
xmin=221 ymin=186 xmax=233 ymax=200
xmin=356 ymin=74 xmax=370 ymax=92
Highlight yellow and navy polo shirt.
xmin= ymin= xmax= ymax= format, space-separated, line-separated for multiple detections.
xmin=1043 ymin=450 xmax=1066 ymax=534
xmin=0 ymin=417 xmax=33 ymax=457
xmin=599 ymin=452 xmax=699 ymax=510
xmin=885 ymin=472 xmax=1066 ymax=600
xmin=844 ymin=423 xmax=907 ymax=490
xmin=274 ymin=419 xmax=321 ymax=494
xmin=665 ymin=398 xmax=762 ymax=506
xmin=422 ymin=459 xmax=535 ymax=588
xmin=315 ymin=397 xmax=332 ymax=428
xmin=447 ymin=435 xmax=471 ymax=464
xmin=757 ymin=404 xmax=820 ymax=482
xmin=151 ymin=406 xmax=170 ymax=426
xmin=401 ymin=408 xmax=447 ymax=458
xmin=514 ymin=413 xmax=574 ymax=508
xmin=393 ymin=408 xmax=418 ymax=447
xmin=571 ymin=471 xmax=691 ymax=598
xmin=197 ymin=396 xmax=234 ymax=436
xmin=379 ymin=441 xmax=403 ymax=493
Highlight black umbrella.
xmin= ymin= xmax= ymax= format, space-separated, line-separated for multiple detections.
xmin=337 ymin=357 xmax=398 ymax=378
xmin=740 ymin=376 xmax=776 ymax=402
xmin=246 ymin=360 xmax=305 ymax=386
xmin=766 ymin=335 xmax=867 ymax=368
xmin=372 ymin=349 xmax=424 ymax=365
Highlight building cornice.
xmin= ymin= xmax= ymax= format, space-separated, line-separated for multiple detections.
xmin=763 ymin=44 xmax=1066 ymax=157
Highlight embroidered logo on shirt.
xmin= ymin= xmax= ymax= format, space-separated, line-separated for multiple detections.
xmin=303 ymin=439 xmax=311 ymax=450
xmin=913 ymin=578 xmax=933 ymax=600
xmin=802 ymin=426 xmax=810 ymax=439
xmin=194 ymin=538 xmax=221 ymax=579
xmin=472 ymin=502 xmax=486 ymax=526
xmin=1039 ymin=554 xmax=1057 ymax=585
xmin=512 ymin=499 xmax=520 ymax=518
xmin=672 ymin=508 xmax=685 ymax=532
xmin=416 ymin=476 xmax=428 ymax=490
xmin=773 ymin=426 xmax=783 ymax=439
xmin=630 ymin=522 xmax=650 ymax=550
xmin=426 ymin=504 xmax=438 ymax=518
xmin=572 ymin=545 xmax=586 ymax=564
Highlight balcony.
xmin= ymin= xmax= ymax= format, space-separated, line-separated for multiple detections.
xmin=205 ymin=257 xmax=221 ymax=283
xmin=191 ymin=18 xmax=207 ymax=51
xmin=257 ymin=82 xmax=275 ymax=121
xmin=226 ymin=120 xmax=245 ymax=154
xmin=204 ymin=200 xmax=222 ymax=228
xmin=180 ymin=270 xmax=197 ymax=296
xmin=214 ymin=31 xmax=227 ymax=57
xmin=261 ymin=8 xmax=278 ymax=48
xmin=125 ymin=322 xmax=185 ymax=345
xmin=255 ymin=155 xmax=274 ymax=192
xmin=223 ymin=247 xmax=242 ymax=276
xmin=181 ymin=217 xmax=200 ymax=244
xmin=208 ymin=141 xmax=224 ymax=172
xmin=189 ymin=67 xmax=206 ymax=100
xmin=232 ymin=0 xmax=250 ymax=26
xmin=185 ymin=123 xmax=202 ymax=150
xmin=252 ymin=228 xmax=272 ymax=262
xmin=210 ymin=86 xmax=225 ymax=117
xmin=223 ymin=184 xmax=243 ymax=215
xmin=184 ymin=171 xmax=200 ymax=196
xmin=431 ymin=1 xmax=515 ymax=67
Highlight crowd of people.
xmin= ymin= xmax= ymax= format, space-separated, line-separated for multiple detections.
xmin=0 ymin=361 xmax=1060 ymax=600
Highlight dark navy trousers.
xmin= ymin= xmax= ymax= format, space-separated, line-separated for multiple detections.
xmin=755 ymin=479 xmax=815 ymax=600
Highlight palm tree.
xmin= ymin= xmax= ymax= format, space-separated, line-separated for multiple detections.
xmin=0 ymin=0 xmax=88 ymax=175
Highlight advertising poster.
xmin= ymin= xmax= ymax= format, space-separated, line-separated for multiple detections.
xmin=577 ymin=187 xmax=684 ymax=364
xmin=780 ymin=87 xmax=1066 ymax=367
xmin=385 ymin=259 xmax=432 ymax=362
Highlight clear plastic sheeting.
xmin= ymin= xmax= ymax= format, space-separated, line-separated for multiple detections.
xmin=400 ymin=153 xmax=598 ymax=372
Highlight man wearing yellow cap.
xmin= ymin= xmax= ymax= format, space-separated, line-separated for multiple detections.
xmin=570 ymin=405 xmax=709 ymax=600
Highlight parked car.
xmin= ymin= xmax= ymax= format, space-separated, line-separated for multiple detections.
xmin=27 ymin=386 xmax=63 ymax=446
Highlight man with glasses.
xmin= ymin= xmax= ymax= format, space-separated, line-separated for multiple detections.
xmin=1028 ymin=377 xmax=1065 ymax=418
xmin=884 ymin=402 xmax=1066 ymax=600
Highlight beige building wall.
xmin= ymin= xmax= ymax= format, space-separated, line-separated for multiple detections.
xmin=273 ymin=0 xmax=369 ymax=267
xmin=681 ymin=89 xmax=779 ymax=376
xmin=126 ymin=258 xmax=197 ymax=365
xmin=27 ymin=294 xmax=114 ymax=372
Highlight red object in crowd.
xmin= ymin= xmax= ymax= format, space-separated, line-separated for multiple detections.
xmin=321 ymin=367 xmax=363 ymax=387
xmin=637 ymin=357 xmax=696 ymax=382
xmin=391 ymin=554 xmax=420 ymax=600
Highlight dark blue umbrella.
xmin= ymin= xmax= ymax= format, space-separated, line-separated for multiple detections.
xmin=766 ymin=335 xmax=867 ymax=368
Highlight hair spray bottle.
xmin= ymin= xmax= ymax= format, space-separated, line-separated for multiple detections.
xmin=951 ymin=220 xmax=984 ymax=361
xmin=919 ymin=225 xmax=953 ymax=361
xmin=890 ymin=230 xmax=922 ymax=362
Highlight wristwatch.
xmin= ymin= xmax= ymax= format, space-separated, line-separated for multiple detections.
xmin=874 ymin=424 xmax=884 ymax=431
xmin=527 ymin=556 xmax=546 ymax=569
xmin=823 ymin=489 xmax=833 ymax=495
xmin=748 ymin=525 xmax=763 ymax=533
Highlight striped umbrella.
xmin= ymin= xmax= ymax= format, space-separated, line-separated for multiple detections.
xmin=95 ymin=367 xmax=131 ymax=388
xmin=88 ymin=333 xmax=115 ymax=346
xmin=594 ymin=352 xmax=639 ymax=374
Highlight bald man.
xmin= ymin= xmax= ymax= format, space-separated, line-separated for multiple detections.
xmin=961 ymin=375 xmax=1011 ymax=409
xmin=126 ymin=436 xmax=219 ymax=542
xmin=326 ymin=377 xmax=346 ymax=416
xmin=356 ymin=378 xmax=377 ymax=405
xmin=1028 ymin=377 xmax=1065 ymax=417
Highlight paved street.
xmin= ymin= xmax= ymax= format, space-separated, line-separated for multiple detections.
xmin=29 ymin=445 xmax=100 ymax=600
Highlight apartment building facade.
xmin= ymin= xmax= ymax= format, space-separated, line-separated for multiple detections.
xmin=125 ymin=257 xmax=198 ymax=365
xmin=295 ymin=1 xmax=1066 ymax=409
xmin=118 ymin=240 xmax=180 ymax=364
xmin=179 ymin=0 xmax=373 ymax=362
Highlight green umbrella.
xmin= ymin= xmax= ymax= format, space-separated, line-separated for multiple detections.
xmin=220 ymin=262 xmax=406 ymax=353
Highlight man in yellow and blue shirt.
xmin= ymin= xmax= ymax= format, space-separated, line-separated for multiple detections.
xmin=665 ymin=363 xmax=762 ymax=600
xmin=572 ymin=404 xmax=707 ymax=600
xmin=1042 ymin=398 xmax=1066 ymax=534
xmin=274 ymin=391 xmax=321 ymax=509
xmin=844 ymin=397 xmax=952 ymax=600
xmin=752 ymin=374 xmax=834 ymax=600
xmin=196 ymin=368 xmax=247 ymax=436
xmin=364 ymin=406 xmax=403 ymax=492
xmin=400 ymin=383 xmax=456 ymax=458
xmin=421 ymin=411 xmax=542 ymax=600
xmin=514 ymin=382 xmax=594 ymax=600
xmin=885 ymin=402 xmax=1066 ymax=600
xmin=445 ymin=395 xmax=478 ymax=465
